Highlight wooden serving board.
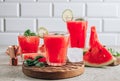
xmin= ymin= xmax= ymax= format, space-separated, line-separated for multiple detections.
xmin=22 ymin=62 xmax=84 ymax=80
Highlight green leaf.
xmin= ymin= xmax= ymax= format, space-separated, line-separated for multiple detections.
xmin=75 ymin=18 xmax=85 ymax=21
xmin=54 ymin=33 xmax=59 ymax=35
xmin=30 ymin=32 xmax=36 ymax=36
xmin=33 ymin=60 xmax=39 ymax=64
xmin=24 ymin=29 xmax=36 ymax=36
xmin=24 ymin=29 xmax=31 ymax=36
xmin=24 ymin=56 xmax=46 ymax=67
xmin=24 ymin=59 xmax=34 ymax=66
xmin=116 ymin=52 xmax=120 ymax=57
xmin=23 ymin=60 xmax=28 ymax=66
xmin=34 ymin=56 xmax=44 ymax=61
xmin=35 ymin=62 xmax=45 ymax=67
xmin=83 ymin=50 xmax=87 ymax=55
xmin=108 ymin=48 xmax=120 ymax=57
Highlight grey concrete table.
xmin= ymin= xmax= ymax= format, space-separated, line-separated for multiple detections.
xmin=0 ymin=46 xmax=120 ymax=81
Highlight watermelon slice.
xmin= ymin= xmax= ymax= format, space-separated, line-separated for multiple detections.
xmin=84 ymin=26 xmax=114 ymax=67
xmin=22 ymin=53 xmax=40 ymax=61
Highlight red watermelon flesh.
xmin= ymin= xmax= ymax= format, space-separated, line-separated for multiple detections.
xmin=84 ymin=26 xmax=114 ymax=67
xmin=22 ymin=53 xmax=39 ymax=61
xmin=38 ymin=44 xmax=46 ymax=58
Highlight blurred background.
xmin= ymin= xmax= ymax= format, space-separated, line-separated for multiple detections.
xmin=0 ymin=0 xmax=120 ymax=46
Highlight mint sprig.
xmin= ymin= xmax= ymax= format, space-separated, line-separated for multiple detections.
xmin=24 ymin=55 xmax=45 ymax=67
xmin=24 ymin=29 xmax=36 ymax=36
xmin=34 ymin=56 xmax=44 ymax=61
xmin=75 ymin=18 xmax=85 ymax=21
xmin=35 ymin=62 xmax=45 ymax=67
xmin=24 ymin=59 xmax=34 ymax=66
xmin=108 ymin=48 xmax=120 ymax=57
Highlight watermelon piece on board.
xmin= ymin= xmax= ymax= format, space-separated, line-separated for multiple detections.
xmin=22 ymin=53 xmax=40 ymax=61
xmin=83 ymin=26 xmax=114 ymax=67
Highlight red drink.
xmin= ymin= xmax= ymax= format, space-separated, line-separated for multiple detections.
xmin=67 ymin=21 xmax=87 ymax=48
xmin=44 ymin=32 xmax=69 ymax=66
xmin=18 ymin=36 xmax=39 ymax=53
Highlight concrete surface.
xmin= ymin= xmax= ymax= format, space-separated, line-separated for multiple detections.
xmin=0 ymin=46 xmax=120 ymax=81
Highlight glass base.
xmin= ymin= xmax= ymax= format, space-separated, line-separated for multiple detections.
xmin=47 ymin=62 xmax=66 ymax=66
xmin=67 ymin=48 xmax=83 ymax=62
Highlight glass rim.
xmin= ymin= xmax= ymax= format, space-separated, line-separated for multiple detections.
xmin=65 ymin=17 xmax=87 ymax=22
xmin=45 ymin=31 xmax=69 ymax=36
xmin=66 ymin=20 xmax=87 ymax=22
xmin=18 ymin=35 xmax=39 ymax=37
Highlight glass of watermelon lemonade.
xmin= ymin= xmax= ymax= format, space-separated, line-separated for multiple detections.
xmin=18 ymin=36 xmax=40 ymax=53
xmin=67 ymin=20 xmax=87 ymax=48
xmin=44 ymin=32 xmax=69 ymax=66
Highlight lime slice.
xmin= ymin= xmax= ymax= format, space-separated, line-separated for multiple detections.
xmin=38 ymin=27 xmax=48 ymax=38
xmin=62 ymin=9 xmax=73 ymax=22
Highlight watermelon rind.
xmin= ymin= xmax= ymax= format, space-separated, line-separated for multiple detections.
xmin=22 ymin=53 xmax=39 ymax=61
xmin=83 ymin=47 xmax=115 ymax=67
xmin=84 ymin=56 xmax=114 ymax=67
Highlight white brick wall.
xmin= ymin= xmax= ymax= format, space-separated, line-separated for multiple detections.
xmin=71 ymin=0 xmax=103 ymax=2
xmin=54 ymin=3 xmax=85 ymax=17
xmin=5 ymin=18 xmax=36 ymax=32
xmin=0 ymin=33 xmax=19 ymax=45
xmin=38 ymin=0 xmax=69 ymax=2
xmin=38 ymin=18 xmax=67 ymax=32
xmin=38 ymin=0 xmax=53 ymax=2
xmin=86 ymin=33 xmax=117 ymax=47
xmin=87 ymin=3 xmax=118 ymax=17
xmin=0 ymin=0 xmax=3 ymax=2
xmin=98 ymin=33 xmax=118 ymax=46
xmin=0 ymin=19 xmax=3 ymax=32
xmin=117 ymin=34 xmax=120 ymax=45
xmin=104 ymin=19 xmax=120 ymax=32
xmin=87 ymin=18 xmax=102 ymax=32
xmin=0 ymin=0 xmax=120 ymax=46
xmin=5 ymin=0 xmax=36 ymax=2
xmin=21 ymin=3 xmax=52 ymax=17
xmin=105 ymin=0 xmax=120 ymax=2
xmin=0 ymin=3 xmax=19 ymax=17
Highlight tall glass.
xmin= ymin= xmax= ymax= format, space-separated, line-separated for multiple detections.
xmin=18 ymin=36 xmax=40 ymax=53
xmin=67 ymin=21 xmax=87 ymax=48
xmin=44 ymin=32 xmax=69 ymax=66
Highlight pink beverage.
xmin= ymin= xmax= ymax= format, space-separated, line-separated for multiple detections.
xmin=18 ymin=36 xmax=40 ymax=53
xmin=67 ymin=21 xmax=87 ymax=48
xmin=44 ymin=32 xmax=69 ymax=66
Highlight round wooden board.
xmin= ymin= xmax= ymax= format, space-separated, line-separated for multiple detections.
xmin=22 ymin=62 xmax=84 ymax=80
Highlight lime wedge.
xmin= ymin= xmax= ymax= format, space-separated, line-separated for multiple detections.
xmin=38 ymin=27 xmax=48 ymax=38
xmin=62 ymin=9 xmax=73 ymax=22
